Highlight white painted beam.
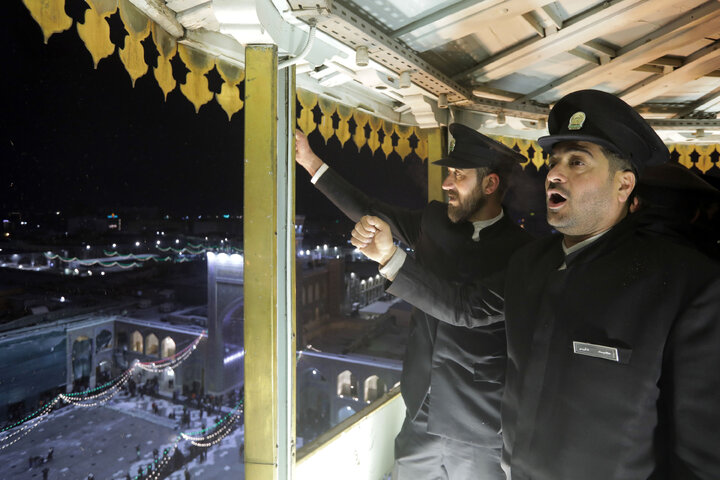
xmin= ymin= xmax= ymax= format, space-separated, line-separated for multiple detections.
xmin=541 ymin=2 xmax=563 ymax=30
xmin=568 ymin=47 xmax=600 ymax=65
xmin=673 ymin=85 xmax=720 ymax=118
xmin=584 ymin=40 xmax=616 ymax=58
xmin=394 ymin=0 xmax=552 ymax=52
xmin=392 ymin=0 xmax=502 ymax=37
xmin=647 ymin=56 xmax=684 ymax=67
xmin=453 ymin=0 xmax=654 ymax=81
xmin=471 ymin=85 xmax=521 ymax=102
xmin=392 ymin=0 xmax=551 ymax=38
xmin=508 ymin=1 xmax=720 ymax=104
xmin=129 ymin=0 xmax=184 ymax=37
xmin=621 ymin=40 xmax=720 ymax=105
xmin=634 ymin=64 xmax=664 ymax=74
xmin=175 ymin=1 xmax=219 ymax=31
xmin=522 ymin=11 xmax=546 ymax=37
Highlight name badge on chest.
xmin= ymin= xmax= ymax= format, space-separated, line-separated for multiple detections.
xmin=572 ymin=341 xmax=619 ymax=362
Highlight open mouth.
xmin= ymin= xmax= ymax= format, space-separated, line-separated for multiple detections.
xmin=547 ymin=191 xmax=567 ymax=209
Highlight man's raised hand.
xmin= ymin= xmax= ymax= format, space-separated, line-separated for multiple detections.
xmin=295 ymin=129 xmax=324 ymax=176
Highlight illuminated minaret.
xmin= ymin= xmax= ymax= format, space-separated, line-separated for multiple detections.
xmin=205 ymin=252 xmax=244 ymax=395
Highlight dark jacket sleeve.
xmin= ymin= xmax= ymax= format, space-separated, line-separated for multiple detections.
xmin=386 ymin=255 xmax=505 ymax=328
xmin=314 ymin=166 xmax=423 ymax=247
xmin=664 ymin=277 xmax=720 ymax=479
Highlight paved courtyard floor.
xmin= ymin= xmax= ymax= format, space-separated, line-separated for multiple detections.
xmin=1 ymin=393 xmax=244 ymax=480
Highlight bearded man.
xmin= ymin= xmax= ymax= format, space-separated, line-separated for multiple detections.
xmin=353 ymin=91 xmax=720 ymax=480
xmin=295 ymin=123 xmax=531 ymax=479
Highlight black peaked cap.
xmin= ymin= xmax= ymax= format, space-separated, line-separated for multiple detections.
xmin=537 ymin=89 xmax=669 ymax=173
xmin=433 ymin=123 xmax=526 ymax=170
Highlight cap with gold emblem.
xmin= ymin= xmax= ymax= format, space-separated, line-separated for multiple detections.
xmin=433 ymin=123 xmax=526 ymax=170
xmin=538 ymin=89 xmax=669 ymax=173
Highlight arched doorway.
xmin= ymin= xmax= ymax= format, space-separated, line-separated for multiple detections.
xmin=145 ymin=333 xmax=159 ymax=356
xmin=160 ymin=337 xmax=176 ymax=358
xmin=72 ymin=336 xmax=92 ymax=391
xmin=131 ymin=331 xmax=143 ymax=353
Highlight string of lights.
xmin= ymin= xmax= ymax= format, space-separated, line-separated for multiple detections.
xmin=0 ymin=396 xmax=61 ymax=433
xmin=135 ymin=333 xmax=205 ymax=373
xmin=157 ymin=246 xmax=205 ymax=255
xmin=58 ymin=370 xmax=133 ymax=407
xmin=187 ymin=416 xmax=239 ymax=448
xmin=0 ymin=398 xmax=60 ymax=450
xmin=136 ymin=402 xmax=243 ymax=480
xmin=0 ymin=331 xmax=207 ymax=449
xmin=139 ymin=440 xmax=180 ymax=480
xmin=180 ymin=403 xmax=243 ymax=443
xmin=43 ymin=243 xmax=244 ymax=270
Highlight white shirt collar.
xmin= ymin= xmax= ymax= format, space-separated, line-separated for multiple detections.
xmin=472 ymin=210 xmax=504 ymax=241
xmin=558 ymin=230 xmax=609 ymax=270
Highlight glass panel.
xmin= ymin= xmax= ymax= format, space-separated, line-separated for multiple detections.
xmin=294 ymin=123 xmax=422 ymax=448
xmin=1 ymin=2 xmax=245 ymax=478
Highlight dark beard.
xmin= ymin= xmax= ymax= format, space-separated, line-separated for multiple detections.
xmin=447 ymin=184 xmax=486 ymax=223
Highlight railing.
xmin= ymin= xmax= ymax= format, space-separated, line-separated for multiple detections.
xmin=297 ymin=387 xmax=404 ymax=480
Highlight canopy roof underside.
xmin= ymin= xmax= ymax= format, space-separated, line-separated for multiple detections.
xmin=132 ymin=0 xmax=720 ymax=141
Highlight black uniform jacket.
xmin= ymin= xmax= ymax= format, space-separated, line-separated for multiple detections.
xmin=314 ymin=166 xmax=532 ymax=446
xmin=388 ymin=213 xmax=720 ymax=479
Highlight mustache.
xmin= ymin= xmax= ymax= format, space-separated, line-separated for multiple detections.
xmin=547 ymin=182 xmax=570 ymax=196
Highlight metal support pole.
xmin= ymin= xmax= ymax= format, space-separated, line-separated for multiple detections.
xmin=243 ymin=42 xmax=296 ymax=480
xmin=244 ymin=44 xmax=279 ymax=480
xmin=277 ymin=62 xmax=297 ymax=480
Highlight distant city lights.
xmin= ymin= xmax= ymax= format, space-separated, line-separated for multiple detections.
xmin=207 ymin=252 xmax=244 ymax=266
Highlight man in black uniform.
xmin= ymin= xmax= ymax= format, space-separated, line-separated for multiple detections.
xmin=354 ymin=90 xmax=720 ymax=480
xmin=295 ymin=124 xmax=531 ymax=479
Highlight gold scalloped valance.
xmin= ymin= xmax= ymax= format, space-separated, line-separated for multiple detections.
xmin=296 ymin=91 xmax=428 ymax=160
xmin=24 ymin=0 xmax=246 ymax=119
xmin=490 ymin=136 xmax=720 ymax=174
xmin=22 ymin=0 xmax=428 ymax=162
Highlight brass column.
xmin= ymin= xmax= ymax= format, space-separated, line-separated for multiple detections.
xmin=243 ymin=44 xmax=297 ymax=480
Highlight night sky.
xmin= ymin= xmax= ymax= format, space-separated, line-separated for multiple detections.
xmin=1 ymin=0 xmax=428 ymax=224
